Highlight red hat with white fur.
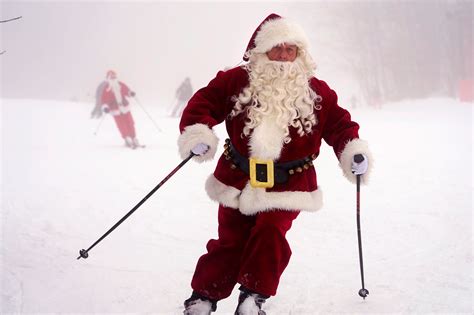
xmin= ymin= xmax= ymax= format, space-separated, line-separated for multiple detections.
xmin=243 ymin=13 xmax=310 ymax=61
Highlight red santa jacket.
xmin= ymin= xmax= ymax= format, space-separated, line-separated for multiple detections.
xmin=101 ymin=82 xmax=132 ymax=116
xmin=178 ymin=66 xmax=372 ymax=215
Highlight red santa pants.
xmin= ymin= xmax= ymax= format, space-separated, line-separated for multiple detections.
xmin=113 ymin=112 xmax=136 ymax=139
xmin=191 ymin=205 xmax=300 ymax=300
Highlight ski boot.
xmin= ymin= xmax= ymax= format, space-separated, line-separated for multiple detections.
xmin=132 ymin=137 xmax=143 ymax=148
xmin=234 ymin=286 xmax=268 ymax=315
xmin=183 ymin=292 xmax=217 ymax=315
xmin=124 ymin=136 xmax=134 ymax=148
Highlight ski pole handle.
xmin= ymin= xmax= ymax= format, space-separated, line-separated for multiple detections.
xmin=354 ymin=154 xmax=365 ymax=163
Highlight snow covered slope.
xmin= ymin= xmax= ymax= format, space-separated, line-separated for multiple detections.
xmin=1 ymin=98 xmax=472 ymax=314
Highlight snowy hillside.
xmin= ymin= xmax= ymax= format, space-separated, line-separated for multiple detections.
xmin=1 ymin=98 xmax=472 ymax=314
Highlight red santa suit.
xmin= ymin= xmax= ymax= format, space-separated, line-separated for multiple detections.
xmin=101 ymin=76 xmax=137 ymax=144
xmin=178 ymin=14 xmax=373 ymax=303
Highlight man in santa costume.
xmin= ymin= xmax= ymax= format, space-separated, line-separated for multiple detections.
xmin=178 ymin=14 xmax=373 ymax=315
xmin=100 ymin=70 xmax=141 ymax=149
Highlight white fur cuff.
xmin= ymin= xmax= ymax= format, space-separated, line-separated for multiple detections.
xmin=339 ymin=138 xmax=373 ymax=184
xmin=178 ymin=123 xmax=219 ymax=163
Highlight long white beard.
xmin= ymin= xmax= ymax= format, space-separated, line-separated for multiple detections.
xmin=107 ymin=79 xmax=123 ymax=105
xmin=231 ymin=54 xmax=319 ymax=158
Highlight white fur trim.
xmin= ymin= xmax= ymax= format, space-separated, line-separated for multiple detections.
xmin=205 ymin=175 xmax=323 ymax=215
xmin=119 ymin=105 xmax=130 ymax=114
xmin=339 ymin=138 xmax=373 ymax=184
xmin=109 ymin=105 xmax=130 ymax=116
xmin=253 ymin=18 xmax=310 ymax=54
xmin=205 ymin=175 xmax=240 ymax=209
xmin=239 ymin=183 xmax=323 ymax=215
xmin=108 ymin=80 xmax=123 ymax=105
xmin=178 ymin=123 xmax=219 ymax=162
xmin=248 ymin=114 xmax=285 ymax=160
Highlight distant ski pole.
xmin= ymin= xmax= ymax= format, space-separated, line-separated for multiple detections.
xmin=133 ymin=96 xmax=162 ymax=133
xmin=93 ymin=115 xmax=106 ymax=136
xmin=77 ymin=152 xmax=195 ymax=260
xmin=354 ymin=154 xmax=369 ymax=299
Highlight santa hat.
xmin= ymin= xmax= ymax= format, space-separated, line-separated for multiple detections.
xmin=243 ymin=13 xmax=310 ymax=61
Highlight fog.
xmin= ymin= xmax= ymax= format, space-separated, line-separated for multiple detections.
xmin=2 ymin=1 xmax=472 ymax=108
xmin=1 ymin=1 xmax=473 ymax=313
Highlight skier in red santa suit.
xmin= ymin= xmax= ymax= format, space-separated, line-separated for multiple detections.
xmin=100 ymin=70 xmax=141 ymax=149
xmin=178 ymin=14 xmax=373 ymax=315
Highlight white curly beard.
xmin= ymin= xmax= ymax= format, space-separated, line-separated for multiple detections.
xmin=231 ymin=53 xmax=319 ymax=159
xmin=107 ymin=78 xmax=123 ymax=105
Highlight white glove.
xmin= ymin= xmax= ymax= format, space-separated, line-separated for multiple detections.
xmin=191 ymin=143 xmax=209 ymax=156
xmin=351 ymin=154 xmax=368 ymax=175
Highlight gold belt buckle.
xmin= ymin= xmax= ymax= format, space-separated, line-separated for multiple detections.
xmin=249 ymin=158 xmax=274 ymax=188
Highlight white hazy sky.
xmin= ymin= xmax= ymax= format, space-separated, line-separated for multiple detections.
xmin=1 ymin=1 xmax=469 ymax=107
xmin=2 ymin=1 xmax=330 ymax=105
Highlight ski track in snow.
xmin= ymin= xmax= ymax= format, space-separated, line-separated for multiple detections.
xmin=1 ymin=98 xmax=472 ymax=314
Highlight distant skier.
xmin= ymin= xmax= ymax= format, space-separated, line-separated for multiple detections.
xmin=100 ymin=70 xmax=142 ymax=149
xmin=178 ymin=13 xmax=373 ymax=314
xmin=171 ymin=77 xmax=193 ymax=117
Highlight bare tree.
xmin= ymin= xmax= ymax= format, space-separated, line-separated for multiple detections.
xmin=304 ymin=1 xmax=472 ymax=105
xmin=0 ymin=16 xmax=22 ymax=23
xmin=1 ymin=16 xmax=22 ymax=55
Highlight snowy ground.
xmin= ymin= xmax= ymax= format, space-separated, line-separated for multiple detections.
xmin=1 ymin=97 xmax=472 ymax=314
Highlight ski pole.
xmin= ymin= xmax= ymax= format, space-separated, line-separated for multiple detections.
xmin=354 ymin=154 xmax=369 ymax=299
xmin=77 ymin=152 xmax=196 ymax=260
xmin=133 ymin=96 xmax=162 ymax=132
xmin=93 ymin=114 xmax=106 ymax=136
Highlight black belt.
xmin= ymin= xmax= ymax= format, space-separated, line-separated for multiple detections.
xmin=223 ymin=139 xmax=316 ymax=186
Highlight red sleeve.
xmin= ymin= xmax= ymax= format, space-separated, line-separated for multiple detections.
xmin=120 ymin=82 xmax=131 ymax=96
xmin=101 ymin=88 xmax=109 ymax=105
xmin=321 ymin=87 xmax=360 ymax=158
xmin=179 ymin=69 xmax=245 ymax=132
